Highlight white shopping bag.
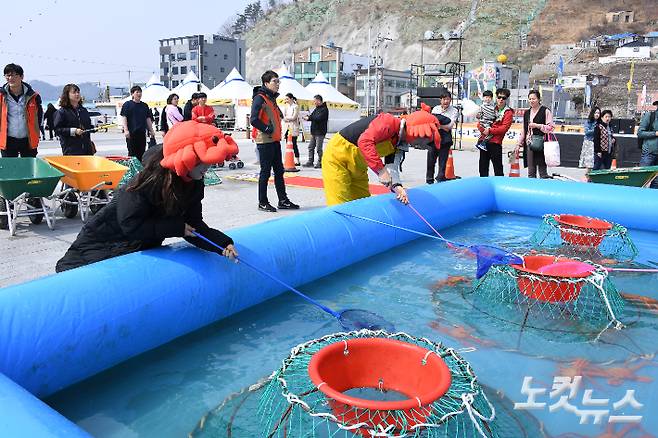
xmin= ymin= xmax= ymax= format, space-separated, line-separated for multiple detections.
xmin=544 ymin=133 xmax=561 ymax=167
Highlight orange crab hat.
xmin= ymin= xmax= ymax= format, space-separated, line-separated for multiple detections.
xmin=160 ymin=121 xmax=229 ymax=179
xmin=404 ymin=103 xmax=441 ymax=149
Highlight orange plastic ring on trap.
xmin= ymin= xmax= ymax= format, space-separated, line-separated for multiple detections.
xmin=307 ymin=338 xmax=452 ymax=435
xmin=555 ymin=214 xmax=612 ymax=248
xmin=511 ymin=255 xmax=594 ymax=303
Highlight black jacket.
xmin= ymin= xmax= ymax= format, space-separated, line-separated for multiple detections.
xmin=250 ymin=86 xmax=281 ymax=135
xmin=183 ymin=101 xmax=194 ymax=121
xmin=435 ymin=113 xmax=453 ymax=148
xmin=307 ymin=102 xmax=329 ymax=136
xmin=53 ymin=106 xmax=94 ymax=155
xmin=44 ymin=104 xmax=56 ymax=128
xmin=56 ymin=176 xmax=233 ymax=272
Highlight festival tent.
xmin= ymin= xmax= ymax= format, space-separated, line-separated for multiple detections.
xmin=275 ymin=66 xmax=315 ymax=106
xmin=173 ymin=72 xmax=211 ymax=103
xmin=305 ymin=71 xmax=360 ymax=132
xmin=121 ymin=74 xmax=171 ymax=108
xmin=207 ymin=68 xmax=254 ymax=129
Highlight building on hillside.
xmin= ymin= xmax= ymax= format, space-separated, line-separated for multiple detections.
xmin=606 ymin=11 xmax=634 ymax=24
xmin=642 ymin=32 xmax=658 ymax=47
xmin=556 ymin=75 xmax=588 ymax=90
xmin=291 ymin=43 xmax=367 ymax=100
xmin=599 ymin=40 xmax=653 ymax=63
xmin=159 ymin=34 xmax=245 ymax=89
xmin=354 ymin=67 xmax=412 ymax=115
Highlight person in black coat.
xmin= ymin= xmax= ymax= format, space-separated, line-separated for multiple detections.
xmin=55 ymin=124 xmax=238 ymax=273
xmin=53 ymin=83 xmax=95 ymax=155
xmin=44 ymin=103 xmax=57 ymax=140
xmin=183 ymin=93 xmax=200 ymax=121
xmin=302 ymin=94 xmax=329 ymax=168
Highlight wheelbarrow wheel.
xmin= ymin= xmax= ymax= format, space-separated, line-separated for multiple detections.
xmin=27 ymin=198 xmax=44 ymax=225
xmin=0 ymin=198 xmax=8 ymax=230
xmin=228 ymin=162 xmax=237 ymax=170
xmin=90 ymin=190 xmax=107 ymax=214
xmin=237 ymin=160 xmax=244 ymax=169
xmin=61 ymin=192 xmax=79 ymax=219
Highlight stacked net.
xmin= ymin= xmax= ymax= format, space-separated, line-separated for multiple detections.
xmin=191 ymin=330 xmax=500 ymax=438
xmin=105 ymin=156 xmax=144 ymax=187
xmin=469 ymin=254 xmax=625 ymax=333
xmin=203 ymin=165 xmax=223 ymax=186
xmin=529 ymin=214 xmax=638 ymax=262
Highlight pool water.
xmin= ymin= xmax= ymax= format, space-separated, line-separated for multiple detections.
xmin=46 ymin=213 xmax=658 ymax=437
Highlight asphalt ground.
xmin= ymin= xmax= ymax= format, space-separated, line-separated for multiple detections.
xmin=0 ymin=129 xmax=586 ymax=288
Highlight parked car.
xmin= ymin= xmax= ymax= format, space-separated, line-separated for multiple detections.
xmin=88 ymin=111 xmax=111 ymax=131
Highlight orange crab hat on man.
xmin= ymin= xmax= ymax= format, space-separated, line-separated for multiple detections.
xmin=403 ymin=103 xmax=441 ymax=149
xmin=160 ymin=120 xmax=231 ymax=180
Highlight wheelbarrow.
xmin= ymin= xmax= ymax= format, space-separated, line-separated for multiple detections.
xmin=588 ymin=166 xmax=658 ymax=188
xmin=45 ymin=156 xmax=128 ymax=222
xmin=0 ymin=157 xmax=64 ymax=236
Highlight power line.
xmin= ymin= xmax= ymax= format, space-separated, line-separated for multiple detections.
xmin=0 ymin=50 xmax=154 ymax=70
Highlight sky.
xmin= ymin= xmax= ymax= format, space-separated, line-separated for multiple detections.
xmin=1 ymin=0 xmax=255 ymax=86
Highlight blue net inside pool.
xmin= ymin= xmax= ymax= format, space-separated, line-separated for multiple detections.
xmin=45 ymin=213 xmax=658 ymax=437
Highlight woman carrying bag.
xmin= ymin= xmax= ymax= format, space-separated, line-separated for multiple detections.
xmin=516 ymin=89 xmax=555 ymax=178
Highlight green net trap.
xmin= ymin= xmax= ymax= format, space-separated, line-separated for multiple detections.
xmin=470 ymin=254 xmax=625 ymax=334
xmin=529 ymin=214 xmax=638 ymax=262
xmin=191 ymin=330 xmax=501 ymax=437
xmin=203 ymin=165 xmax=223 ymax=186
xmin=105 ymin=156 xmax=143 ymax=187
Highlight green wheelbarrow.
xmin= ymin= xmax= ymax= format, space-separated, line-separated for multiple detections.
xmin=588 ymin=166 xmax=658 ymax=188
xmin=0 ymin=158 xmax=64 ymax=236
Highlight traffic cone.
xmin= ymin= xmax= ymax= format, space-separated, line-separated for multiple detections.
xmin=283 ymin=134 xmax=299 ymax=172
xmin=509 ymin=150 xmax=521 ymax=177
xmin=611 ymin=158 xmax=617 ymax=169
xmin=445 ymin=149 xmax=457 ymax=180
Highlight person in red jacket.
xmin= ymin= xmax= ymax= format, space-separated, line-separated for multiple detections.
xmin=322 ymin=105 xmax=444 ymax=205
xmin=476 ymin=88 xmax=513 ymax=177
xmin=191 ymin=92 xmax=215 ymax=125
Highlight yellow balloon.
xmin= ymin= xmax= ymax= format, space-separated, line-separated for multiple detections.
xmin=497 ymin=54 xmax=508 ymax=64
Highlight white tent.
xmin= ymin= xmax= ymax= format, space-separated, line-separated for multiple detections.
xmin=275 ymin=66 xmax=315 ymax=104
xmin=121 ymin=74 xmax=171 ymax=108
xmin=173 ymin=72 xmax=211 ymax=103
xmin=305 ymin=71 xmax=360 ymax=132
xmin=207 ymin=68 xmax=254 ymax=129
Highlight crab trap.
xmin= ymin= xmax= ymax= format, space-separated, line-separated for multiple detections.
xmin=529 ymin=214 xmax=638 ymax=262
xmin=190 ymin=330 xmax=501 ymax=437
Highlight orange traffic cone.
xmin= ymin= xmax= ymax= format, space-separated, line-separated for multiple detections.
xmin=509 ymin=150 xmax=521 ymax=177
xmin=445 ymin=149 xmax=457 ymax=180
xmin=611 ymin=158 xmax=617 ymax=169
xmin=283 ymin=134 xmax=299 ymax=172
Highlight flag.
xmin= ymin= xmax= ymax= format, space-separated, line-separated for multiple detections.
xmin=641 ymin=83 xmax=647 ymax=107
xmin=627 ymin=61 xmax=634 ymax=93
xmin=555 ymin=56 xmax=564 ymax=92
xmin=585 ymin=84 xmax=592 ymax=107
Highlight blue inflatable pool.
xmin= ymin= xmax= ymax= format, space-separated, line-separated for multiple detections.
xmin=1 ymin=177 xmax=656 ymax=436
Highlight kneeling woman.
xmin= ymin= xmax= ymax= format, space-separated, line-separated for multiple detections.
xmin=56 ymin=121 xmax=238 ymax=272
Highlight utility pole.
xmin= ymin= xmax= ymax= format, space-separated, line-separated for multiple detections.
xmin=127 ymin=70 xmax=132 ymax=90
xmin=366 ymin=27 xmax=371 ymax=116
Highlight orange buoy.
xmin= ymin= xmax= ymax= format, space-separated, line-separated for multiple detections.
xmin=555 ymin=214 xmax=612 ymax=248
xmin=511 ymin=255 xmax=594 ymax=302
xmin=308 ymin=337 xmax=452 ymax=436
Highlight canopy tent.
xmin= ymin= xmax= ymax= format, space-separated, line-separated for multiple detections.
xmin=121 ymin=74 xmax=171 ymax=108
xmin=275 ymin=66 xmax=315 ymax=105
xmin=173 ymin=72 xmax=211 ymax=103
xmin=207 ymin=68 xmax=254 ymax=129
xmin=305 ymin=71 xmax=360 ymax=132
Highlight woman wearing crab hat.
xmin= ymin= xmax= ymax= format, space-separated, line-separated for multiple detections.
xmin=56 ymin=121 xmax=238 ymax=272
xmin=321 ymin=105 xmax=445 ymax=205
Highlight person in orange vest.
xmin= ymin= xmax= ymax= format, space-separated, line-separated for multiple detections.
xmin=0 ymin=63 xmax=42 ymax=158
xmin=321 ymin=104 xmax=444 ymax=206
xmin=191 ymin=92 xmax=215 ymax=125
xmin=250 ymin=70 xmax=299 ymax=212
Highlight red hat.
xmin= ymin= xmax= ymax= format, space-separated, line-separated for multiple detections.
xmin=160 ymin=121 xmax=229 ymax=180
xmin=404 ymin=103 xmax=441 ymax=149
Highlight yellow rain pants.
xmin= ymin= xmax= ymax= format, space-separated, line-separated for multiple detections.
xmin=321 ymin=133 xmax=395 ymax=206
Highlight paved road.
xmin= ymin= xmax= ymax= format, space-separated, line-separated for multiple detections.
xmin=1 ymin=130 xmax=586 ymax=288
